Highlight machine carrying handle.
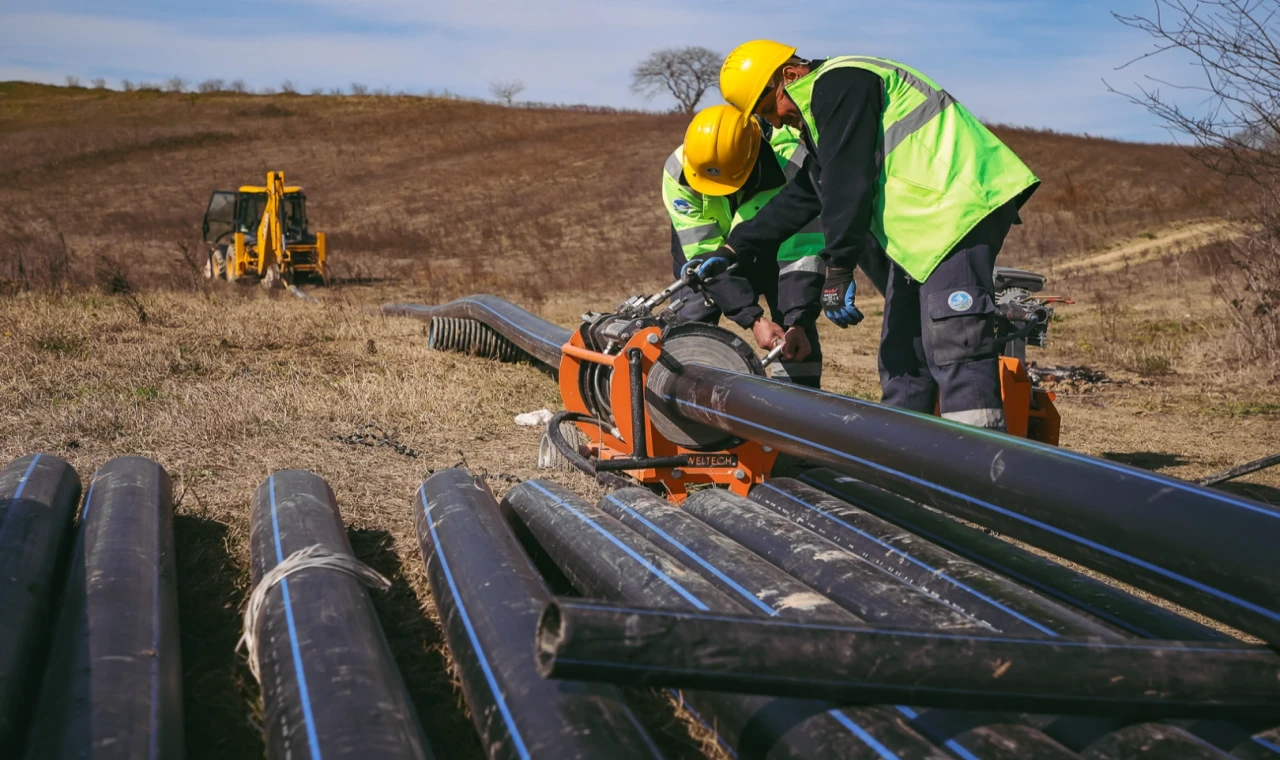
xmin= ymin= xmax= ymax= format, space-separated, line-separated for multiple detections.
xmin=643 ymin=261 xmax=741 ymax=311
xmin=761 ymin=342 xmax=785 ymax=368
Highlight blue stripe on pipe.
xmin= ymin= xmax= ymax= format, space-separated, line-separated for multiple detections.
xmin=553 ymin=602 xmax=1257 ymax=652
xmin=894 ymin=707 xmax=982 ymax=760
xmin=739 ymin=373 xmax=1280 ymax=519
xmin=672 ymin=396 xmax=1280 ymax=625
xmin=268 ymin=474 xmax=323 ymax=760
xmin=531 ymin=487 xmax=902 ymax=757
xmin=0 ymin=454 xmax=42 ymax=547
xmin=1253 ymin=736 xmax=1280 ymax=754
xmin=526 ymin=481 xmax=709 ymax=611
xmin=827 ymin=711 xmax=903 ymax=760
xmin=79 ymin=474 xmax=98 ymax=522
xmin=757 ymin=481 xmax=1057 ymax=636
xmin=149 ymin=460 xmax=162 ymax=760
xmin=420 ymin=487 xmax=532 ymax=760
xmin=604 ymin=494 xmax=778 ymax=617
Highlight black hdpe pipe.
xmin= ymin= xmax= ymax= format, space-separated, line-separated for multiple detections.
xmin=748 ymin=479 xmax=1116 ymax=638
xmin=382 ymin=296 xmax=571 ymax=367
xmin=536 ymin=599 xmax=1280 ymax=721
xmin=24 ymin=456 xmax=184 ymax=760
xmin=794 ymin=470 xmax=1280 ymax=758
xmin=682 ymin=489 xmax=986 ymax=632
xmin=502 ymin=479 xmax=958 ymax=760
xmin=599 ymin=488 xmax=1083 ymax=760
xmin=0 ymin=454 xmax=81 ymax=752
xmin=413 ymin=469 xmax=663 ymax=760
xmin=795 ymin=469 xmax=1225 ymax=642
xmin=680 ymin=490 xmax=1235 ymax=759
xmin=659 ymin=363 xmax=1280 ymax=644
xmin=248 ymin=470 xmax=433 ymax=760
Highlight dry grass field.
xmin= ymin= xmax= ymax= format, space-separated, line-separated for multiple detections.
xmin=2 ymin=82 xmax=1279 ymax=758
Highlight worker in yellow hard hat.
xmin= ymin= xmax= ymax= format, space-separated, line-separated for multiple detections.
xmin=662 ymin=104 xmax=887 ymax=388
xmin=707 ymin=41 xmax=1040 ymax=430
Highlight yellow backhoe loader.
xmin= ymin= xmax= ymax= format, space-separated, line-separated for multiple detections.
xmin=201 ymin=171 xmax=328 ymax=287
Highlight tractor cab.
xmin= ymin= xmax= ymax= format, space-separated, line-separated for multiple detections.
xmin=202 ymin=188 xmax=312 ymax=246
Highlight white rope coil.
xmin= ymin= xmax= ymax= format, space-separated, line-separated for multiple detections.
xmin=237 ymin=544 xmax=391 ymax=682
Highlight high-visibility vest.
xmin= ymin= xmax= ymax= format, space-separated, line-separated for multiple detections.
xmin=662 ymin=124 xmax=824 ymax=274
xmin=785 ymin=56 xmax=1039 ymax=282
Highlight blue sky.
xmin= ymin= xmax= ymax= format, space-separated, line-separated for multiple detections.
xmin=0 ymin=0 xmax=1203 ymax=142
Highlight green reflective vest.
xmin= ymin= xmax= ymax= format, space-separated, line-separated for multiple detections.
xmin=662 ymin=125 xmax=824 ymax=269
xmin=784 ymin=56 xmax=1039 ymax=282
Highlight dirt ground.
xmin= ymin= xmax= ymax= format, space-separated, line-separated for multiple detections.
xmin=3 ymin=83 xmax=1279 ymax=759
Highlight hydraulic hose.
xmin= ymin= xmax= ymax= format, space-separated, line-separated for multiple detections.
xmin=536 ymin=599 xmax=1280 ymax=721
xmin=24 ymin=456 xmax=184 ymax=760
xmin=413 ymin=469 xmax=664 ymax=760
xmin=0 ymin=454 xmax=80 ymax=753
xmin=247 ymin=470 xmax=434 ymax=760
xmin=659 ymin=362 xmax=1280 ymax=644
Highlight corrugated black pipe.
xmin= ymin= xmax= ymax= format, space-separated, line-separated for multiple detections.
xmin=382 ymin=296 xmax=571 ymax=367
xmin=0 ymin=454 xmax=81 ymax=753
xmin=536 ymin=599 xmax=1280 ymax=720
xmin=413 ymin=469 xmax=664 ymax=760
xmin=502 ymin=479 xmax=952 ymax=760
xmin=248 ymin=470 xmax=433 ymax=760
xmin=599 ymin=488 xmax=1081 ymax=760
xmin=23 ymin=456 xmax=184 ymax=760
xmin=659 ymin=363 xmax=1280 ymax=643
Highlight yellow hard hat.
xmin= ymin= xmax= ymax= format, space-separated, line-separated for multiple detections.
xmin=720 ymin=40 xmax=797 ymax=124
xmin=681 ymin=105 xmax=762 ymax=196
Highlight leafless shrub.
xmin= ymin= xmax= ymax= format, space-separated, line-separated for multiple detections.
xmin=91 ymin=77 xmax=107 ymax=89
xmin=310 ymin=87 xmax=324 ymax=96
xmin=197 ymin=78 xmax=225 ymax=93
xmin=280 ymin=79 xmax=298 ymax=95
xmin=631 ymin=46 xmax=720 ymax=113
xmin=1114 ymin=0 xmax=1280 ymax=362
xmin=121 ymin=79 xmax=135 ymax=92
xmin=65 ymin=75 xmax=81 ymax=88
xmin=350 ymin=82 xmax=368 ymax=96
xmin=165 ymin=76 xmax=187 ymax=93
xmin=229 ymin=79 xmax=248 ymax=93
xmin=489 ymin=79 xmax=526 ymax=106
xmin=328 ymin=87 xmax=344 ymax=96
xmin=259 ymin=86 xmax=277 ymax=95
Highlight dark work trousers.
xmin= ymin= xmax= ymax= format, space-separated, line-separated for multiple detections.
xmin=878 ymin=204 xmax=1018 ymax=430
xmin=669 ymin=252 xmax=824 ymax=390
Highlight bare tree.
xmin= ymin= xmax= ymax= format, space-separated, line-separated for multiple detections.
xmin=65 ymin=75 xmax=81 ymax=88
xmin=91 ymin=77 xmax=107 ymax=89
xmin=350 ymin=82 xmax=369 ymax=96
xmin=197 ymin=78 xmax=225 ymax=93
xmin=165 ymin=76 xmax=187 ymax=93
xmin=280 ymin=79 xmax=298 ymax=94
xmin=489 ymin=79 xmax=526 ymax=106
xmin=310 ymin=87 xmax=324 ymax=96
xmin=631 ymin=47 xmax=720 ymax=113
xmin=121 ymin=79 xmax=135 ymax=92
xmin=229 ymin=79 xmax=248 ymax=93
xmin=1113 ymin=0 xmax=1280 ymax=361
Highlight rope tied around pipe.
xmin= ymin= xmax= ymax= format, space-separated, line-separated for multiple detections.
xmin=237 ymin=544 xmax=391 ymax=681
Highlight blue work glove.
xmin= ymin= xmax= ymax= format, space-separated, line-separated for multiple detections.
xmin=686 ymin=247 xmax=738 ymax=282
xmin=821 ymin=266 xmax=865 ymax=328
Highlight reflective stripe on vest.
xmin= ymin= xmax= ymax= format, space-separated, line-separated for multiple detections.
xmin=783 ymin=56 xmax=1039 ymax=282
xmin=779 ymin=256 xmax=825 ymax=275
xmin=676 ymin=222 xmax=721 ymax=246
xmin=664 ymin=151 xmax=683 ymax=180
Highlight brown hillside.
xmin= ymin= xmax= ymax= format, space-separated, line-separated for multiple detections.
xmin=0 ymin=82 xmax=1233 ymax=300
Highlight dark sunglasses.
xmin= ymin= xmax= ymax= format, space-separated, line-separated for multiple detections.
xmin=752 ymin=82 xmax=777 ymax=115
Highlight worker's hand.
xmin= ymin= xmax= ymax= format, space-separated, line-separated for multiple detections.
xmin=821 ymin=266 xmax=864 ymax=328
xmin=782 ymin=326 xmax=811 ymax=362
xmin=686 ymin=246 xmax=738 ymax=283
xmin=751 ymin=318 xmax=787 ymax=353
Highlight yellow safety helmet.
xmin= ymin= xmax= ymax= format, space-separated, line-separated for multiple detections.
xmin=681 ymin=104 xmax=762 ymax=195
xmin=720 ymin=39 xmax=797 ymax=125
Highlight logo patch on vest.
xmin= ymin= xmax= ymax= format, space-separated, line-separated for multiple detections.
xmin=672 ymin=199 xmax=694 ymax=215
xmin=705 ymin=167 xmax=721 ymax=176
xmin=947 ymin=291 xmax=974 ymax=312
